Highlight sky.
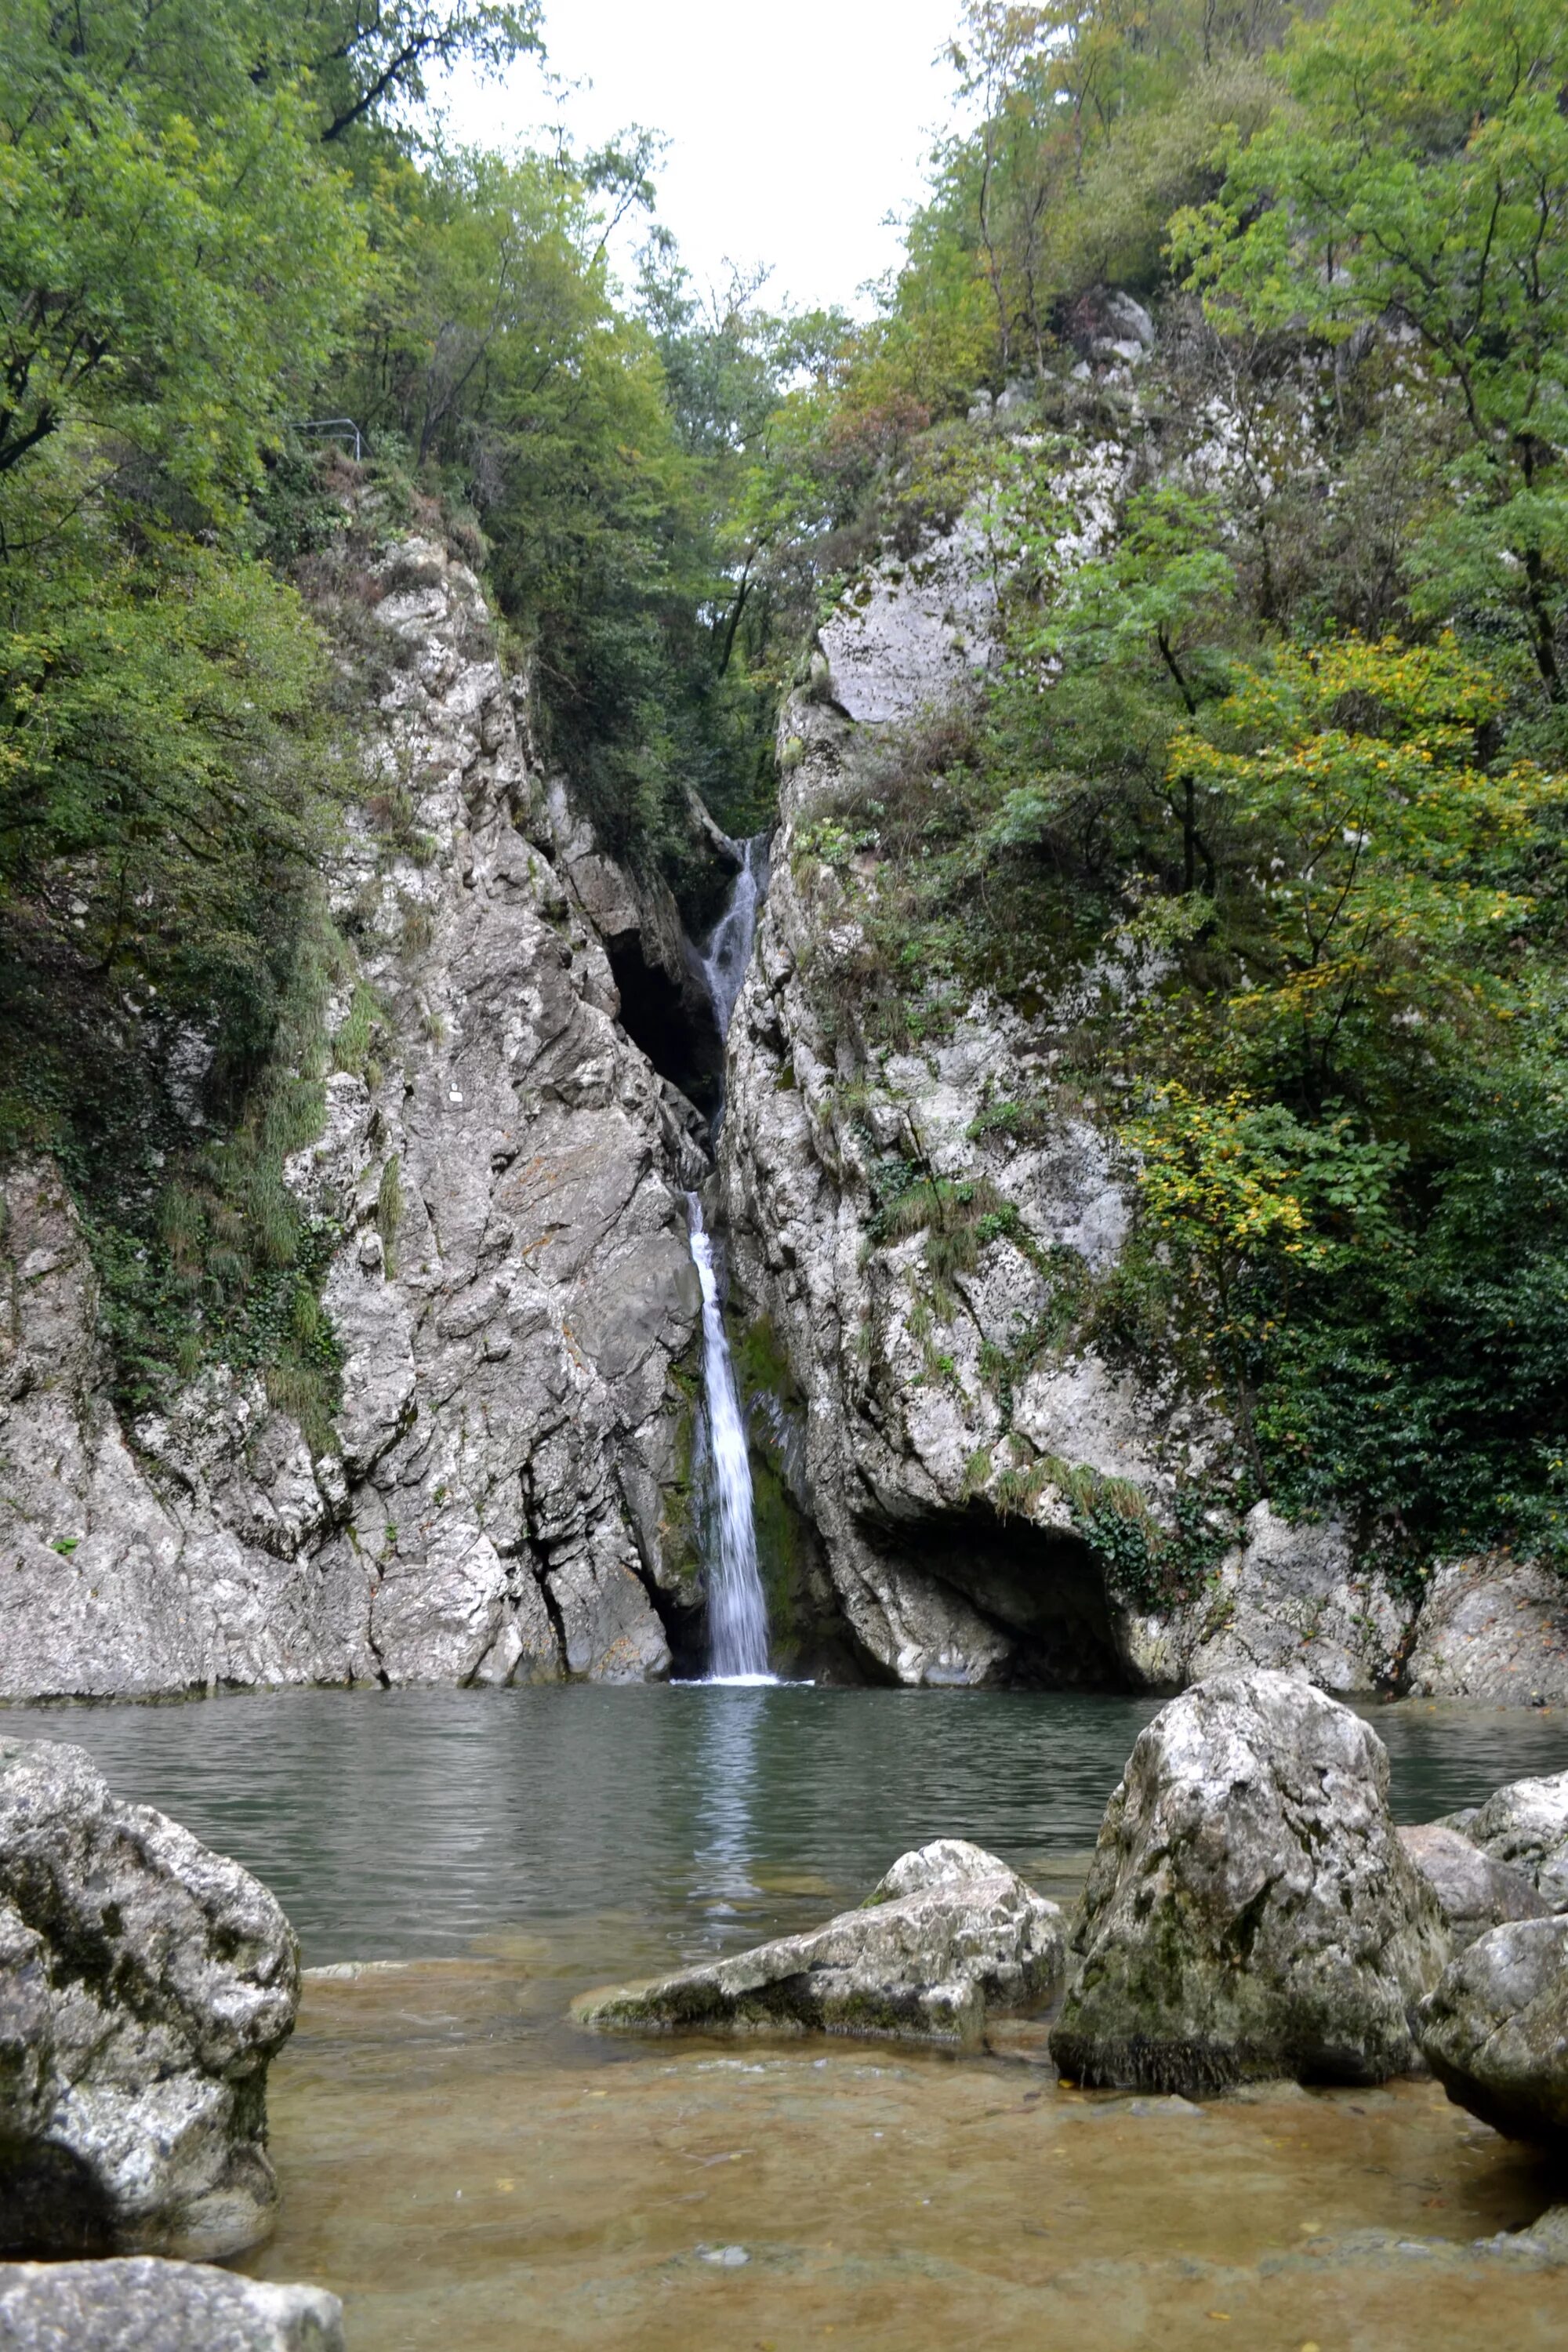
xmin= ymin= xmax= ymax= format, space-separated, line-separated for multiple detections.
xmin=442 ymin=0 xmax=965 ymax=316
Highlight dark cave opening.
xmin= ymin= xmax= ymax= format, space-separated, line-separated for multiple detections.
xmin=605 ymin=936 xmax=724 ymax=1120
xmin=866 ymin=1504 xmax=1134 ymax=1690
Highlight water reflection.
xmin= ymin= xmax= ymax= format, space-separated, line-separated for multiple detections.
xmin=689 ymin=1686 xmax=766 ymax=1918
xmin=2 ymin=1685 xmax=1564 ymax=1968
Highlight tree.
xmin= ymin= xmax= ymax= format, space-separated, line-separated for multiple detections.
xmin=1175 ymin=0 xmax=1568 ymax=704
xmin=1182 ymin=634 xmax=1563 ymax=1103
xmin=0 ymin=540 xmax=334 ymax=1026
xmin=299 ymin=2 xmax=542 ymax=147
xmin=0 ymin=28 xmax=366 ymax=519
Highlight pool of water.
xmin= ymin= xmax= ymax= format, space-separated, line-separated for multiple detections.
xmin=5 ymin=1685 xmax=1565 ymax=1968
xmin=6 ymin=1686 xmax=1567 ymax=2350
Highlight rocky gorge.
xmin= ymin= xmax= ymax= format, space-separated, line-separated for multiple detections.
xmin=7 ymin=0 xmax=1568 ymax=2342
xmin=5 ymin=483 xmax=1568 ymax=1712
xmin=714 ymin=525 xmax=1568 ymax=1704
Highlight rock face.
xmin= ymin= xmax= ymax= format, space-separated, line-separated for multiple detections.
xmin=1419 ymin=1916 xmax=1568 ymax=2151
xmin=1463 ymin=1769 xmax=1568 ymax=1910
xmin=0 ymin=530 xmax=710 ymax=1698
xmin=1048 ymin=1672 xmax=1449 ymax=2094
xmin=717 ymin=664 xmax=1430 ymax=1691
xmin=818 ymin=514 xmax=1000 ymax=725
xmin=575 ymin=1838 xmax=1065 ymax=2044
xmin=0 ymin=1740 xmax=298 ymax=2259
xmin=0 ymin=2260 xmax=343 ymax=2352
xmin=543 ymin=777 xmax=731 ymax=1120
xmin=718 ymin=477 xmax=1563 ymax=1699
xmin=1405 ymin=1556 xmax=1568 ymax=1708
xmin=1397 ymin=1825 xmax=1548 ymax=1950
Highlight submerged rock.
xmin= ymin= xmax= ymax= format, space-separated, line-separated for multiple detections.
xmin=1398 ymin=1824 xmax=1548 ymax=1949
xmin=575 ymin=1838 xmax=1065 ymax=2044
xmin=1419 ymin=1915 xmax=1568 ymax=2151
xmin=1463 ymin=1769 xmax=1568 ymax=1909
xmin=0 ymin=2259 xmax=343 ymax=2350
xmin=1049 ymin=1671 xmax=1449 ymax=2094
xmin=0 ymin=1740 xmax=299 ymax=2259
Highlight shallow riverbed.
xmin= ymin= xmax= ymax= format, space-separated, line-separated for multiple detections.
xmin=7 ymin=1685 xmax=1568 ymax=2347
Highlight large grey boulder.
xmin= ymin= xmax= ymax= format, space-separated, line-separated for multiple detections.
xmin=0 ymin=1742 xmax=298 ymax=2259
xmin=1398 ymin=1824 xmax=1548 ymax=1950
xmin=575 ymin=1838 xmax=1065 ymax=2044
xmin=1049 ymin=1671 xmax=1450 ymax=2094
xmin=1419 ymin=1915 xmax=1568 ymax=2151
xmin=1464 ymin=1769 xmax=1568 ymax=1909
xmin=0 ymin=2259 xmax=343 ymax=2350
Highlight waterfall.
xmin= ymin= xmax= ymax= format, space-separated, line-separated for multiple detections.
xmin=684 ymin=830 xmax=774 ymax=1681
xmin=702 ymin=833 xmax=770 ymax=1047
xmin=686 ymin=1193 xmax=771 ymax=1682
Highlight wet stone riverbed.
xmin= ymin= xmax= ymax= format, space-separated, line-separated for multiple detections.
xmin=6 ymin=1684 xmax=1568 ymax=2349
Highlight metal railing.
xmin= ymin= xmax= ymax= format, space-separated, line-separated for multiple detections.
xmin=292 ymin=417 xmax=365 ymax=460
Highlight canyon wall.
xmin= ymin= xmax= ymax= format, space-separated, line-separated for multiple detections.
xmin=718 ymin=470 xmax=1568 ymax=1705
xmin=5 ymin=424 xmax=1567 ymax=1708
xmin=0 ymin=536 xmax=710 ymax=1697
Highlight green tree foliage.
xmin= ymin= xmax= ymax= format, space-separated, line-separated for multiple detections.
xmin=938 ymin=0 xmax=1288 ymax=372
xmin=1 ymin=0 xmax=373 ymax=1139
xmin=339 ymin=144 xmax=789 ymax=869
xmin=1175 ymin=0 xmax=1568 ymax=703
xmin=1 ymin=3 xmax=367 ymax=516
xmin=0 ymin=541 xmax=336 ymax=1042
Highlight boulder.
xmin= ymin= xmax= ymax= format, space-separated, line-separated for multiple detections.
xmin=1464 ymin=1769 xmax=1568 ymax=1909
xmin=575 ymin=1838 xmax=1065 ymax=2045
xmin=1419 ymin=1915 xmax=1568 ymax=2151
xmin=0 ymin=1740 xmax=299 ymax=2259
xmin=0 ymin=2259 xmax=343 ymax=2350
xmin=1398 ymin=1824 xmax=1548 ymax=1949
xmin=1049 ymin=1671 xmax=1450 ymax=2095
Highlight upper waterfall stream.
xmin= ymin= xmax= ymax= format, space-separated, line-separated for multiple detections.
xmin=702 ymin=832 xmax=769 ymax=1044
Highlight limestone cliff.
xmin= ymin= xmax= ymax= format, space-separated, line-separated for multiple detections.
xmin=719 ymin=509 xmax=1568 ymax=1705
xmin=0 ymin=535 xmax=709 ymax=1697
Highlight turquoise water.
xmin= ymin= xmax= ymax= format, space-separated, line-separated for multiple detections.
xmin=4 ymin=1685 xmax=1564 ymax=1967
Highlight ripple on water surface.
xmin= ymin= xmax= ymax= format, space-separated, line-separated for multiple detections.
xmin=6 ymin=1683 xmax=1564 ymax=1967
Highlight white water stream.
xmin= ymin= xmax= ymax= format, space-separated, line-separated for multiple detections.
xmin=686 ymin=829 xmax=773 ymax=1682
xmin=687 ymin=1196 xmax=772 ymax=1682
xmin=702 ymin=833 xmax=769 ymax=1058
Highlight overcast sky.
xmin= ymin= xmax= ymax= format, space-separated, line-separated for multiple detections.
xmin=442 ymin=0 xmax=964 ymax=315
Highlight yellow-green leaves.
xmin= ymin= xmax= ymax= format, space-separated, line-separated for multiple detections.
xmin=1131 ymin=1085 xmax=1317 ymax=1272
xmin=1175 ymin=634 xmax=1564 ymax=1092
xmin=1130 ymin=1083 xmax=1405 ymax=1282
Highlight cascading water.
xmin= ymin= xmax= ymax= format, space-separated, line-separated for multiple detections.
xmin=686 ymin=1194 xmax=772 ymax=1682
xmin=701 ymin=834 xmax=770 ymax=1076
xmin=685 ymin=829 xmax=774 ymax=1682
